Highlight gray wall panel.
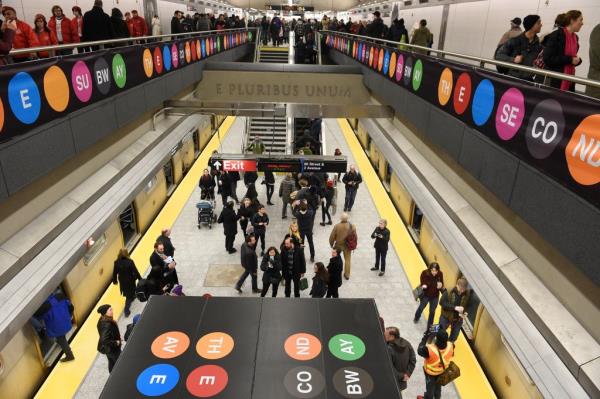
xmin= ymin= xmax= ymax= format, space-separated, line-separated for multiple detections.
xmin=428 ymin=107 xmax=465 ymax=160
xmin=164 ymin=70 xmax=184 ymax=99
xmin=404 ymin=92 xmax=431 ymax=134
xmin=114 ymin=86 xmax=149 ymax=128
xmin=510 ymin=164 xmax=600 ymax=285
xmin=70 ymin=101 xmax=118 ymax=152
xmin=0 ymin=120 xmax=75 ymax=194
xmin=144 ymin=78 xmax=167 ymax=109
xmin=458 ymin=128 xmax=519 ymax=205
xmin=0 ymin=167 xmax=9 ymax=201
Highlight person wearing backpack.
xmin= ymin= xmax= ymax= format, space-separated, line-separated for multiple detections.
xmin=495 ymin=15 xmax=543 ymax=82
xmin=329 ymin=213 xmax=357 ymax=280
xmin=342 ymin=165 xmax=362 ymax=212
xmin=124 ymin=314 xmax=141 ymax=342
xmin=370 ymin=219 xmax=390 ymax=276
xmin=112 ymin=248 xmax=142 ymax=317
xmin=417 ymin=329 xmax=456 ymax=399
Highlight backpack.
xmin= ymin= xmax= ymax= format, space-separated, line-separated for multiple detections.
xmin=345 ymin=223 xmax=358 ymax=251
xmin=135 ymin=278 xmax=149 ymax=302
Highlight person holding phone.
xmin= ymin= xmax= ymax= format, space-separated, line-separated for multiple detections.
xmin=1 ymin=6 xmax=39 ymax=62
xmin=370 ymin=219 xmax=390 ymax=276
xmin=439 ymin=277 xmax=470 ymax=342
xmin=414 ymin=262 xmax=444 ymax=329
xmin=260 ymin=247 xmax=282 ymax=297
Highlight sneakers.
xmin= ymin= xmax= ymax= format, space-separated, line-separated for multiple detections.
xmin=267 ymin=201 xmax=274 ymax=205
xmin=343 ymin=207 xmax=348 ymax=212
xmin=228 ymin=248 xmax=237 ymax=254
xmin=413 ymin=317 xmax=419 ymax=324
xmin=378 ymin=271 xmax=385 ymax=277
xmin=252 ymin=288 xmax=261 ymax=294
xmin=124 ymin=310 xmax=131 ymax=317
xmin=370 ymin=267 xmax=379 ymax=271
xmin=60 ymin=355 xmax=75 ymax=362
xmin=235 ymin=286 xmax=242 ymax=294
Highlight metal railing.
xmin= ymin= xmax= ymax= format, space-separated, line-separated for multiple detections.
xmin=8 ymin=27 xmax=256 ymax=57
xmin=322 ymin=30 xmax=600 ymax=90
xmin=253 ymin=27 xmax=262 ymax=63
xmin=316 ymin=31 xmax=323 ymax=65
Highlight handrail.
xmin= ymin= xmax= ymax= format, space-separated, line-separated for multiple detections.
xmin=322 ymin=29 xmax=600 ymax=89
xmin=253 ymin=27 xmax=261 ymax=63
xmin=317 ymin=31 xmax=323 ymax=65
xmin=9 ymin=27 xmax=256 ymax=56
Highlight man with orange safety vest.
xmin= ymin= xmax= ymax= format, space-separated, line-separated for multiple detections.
xmin=417 ymin=329 xmax=455 ymax=399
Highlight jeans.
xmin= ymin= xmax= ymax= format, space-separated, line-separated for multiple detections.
xmin=414 ymin=295 xmax=439 ymax=328
xmin=261 ymin=282 xmax=279 ymax=297
xmin=321 ymin=202 xmax=332 ymax=223
xmin=424 ymin=371 xmax=441 ymax=399
xmin=439 ymin=315 xmax=463 ymax=342
xmin=284 ymin=275 xmax=301 ymax=297
xmin=107 ymin=349 xmax=121 ymax=373
xmin=374 ymin=247 xmax=387 ymax=271
xmin=225 ymin=234 xmax=235 ymax=251
xmin=255 ymin=230 xmax=266 ymax=252
xmin=326 ymin=285 xmax=339 ymax=298
xmin=55 ymin=335 xmax=74 ymax=358
xmin=124 ymin=296 xmax=134 ymax=316
xmin=236 ymin=270 xmax=258 ymax=290
xmin=344 ymin=186 xmax=358 ymax=210
xmin=266 ymin=184 xmax=274 ymax=203
xmin=300 ymin=231 xmax=315 ymax=259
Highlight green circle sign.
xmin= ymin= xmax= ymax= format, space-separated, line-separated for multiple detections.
xmin=217 ymin=37 xmax=221 ymax=52
xmin=328 ymin=334 xmax=365 ymax=361
xmin=412 ymin=59 xmax=423 ymax=91
xmin=112 ymin=54 xmax=127 ymax=89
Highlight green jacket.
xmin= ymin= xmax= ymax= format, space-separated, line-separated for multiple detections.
xmin=247 ymin=140 xmax=265 ymax=155
xmin=440 ymin=288 xmax=470 ymax=323
xmin=410 ymin=27 xmax=433 ymax=54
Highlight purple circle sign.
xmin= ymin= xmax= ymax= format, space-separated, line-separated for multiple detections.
xmin=71 ymin=61 xmax=93 ymax=103
xmin=395 ymin=54 xmax=404 ymax=82
xmin=495 ymin=87 xmax=525 ymax=141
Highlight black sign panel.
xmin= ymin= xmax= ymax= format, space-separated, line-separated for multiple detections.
xmin=100 ymin=296 xmax=401 ymax=398
xmin=209 ymin=154 xmax=348 ymax=173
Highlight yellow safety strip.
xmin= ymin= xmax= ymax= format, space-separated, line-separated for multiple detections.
xmin=336 ymin=118 xmax=496 ymax=399
xmin=35 ymin=117 xmax=236 ymax=399
xmin=259 ymin=46 xmax=290 ymax=52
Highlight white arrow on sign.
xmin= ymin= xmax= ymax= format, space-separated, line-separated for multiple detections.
xmin=213 ymin=160 xmax=222 ymax=170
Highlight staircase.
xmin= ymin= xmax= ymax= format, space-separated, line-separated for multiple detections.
xmin=257 ymin=47 xmax=290 ymax=63
xmin=247 ymin=117 xmax=288 ymax=154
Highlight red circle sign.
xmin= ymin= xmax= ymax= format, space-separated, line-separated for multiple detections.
xmin=186 ymin=365 xmax=228 ymax=397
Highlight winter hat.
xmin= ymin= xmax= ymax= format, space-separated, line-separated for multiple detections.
xmin=523 ymin=15 xmax=540 ymax=32
xmin=373 ymin=11 xmax=380 ymax=18
xmin=435 ymin=329 xmax=449 ymax=349
xmin=510 ymin=17 xmax=521 ymax=27
xmin=132 ymin=314 xmax=141 ymax=324
xmin=97 ymin=304 xmax=111 ymax=316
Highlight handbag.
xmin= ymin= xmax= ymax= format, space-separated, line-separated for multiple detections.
xmin=299 ymin=277 xmax=309 ymax=291
xmin=533 ymin=49 xmax=545 ymax=69
xmin=436 ymin=347 xmax=460 ymax=386
xmin=413 ymin=285 xmax=424 ymax=301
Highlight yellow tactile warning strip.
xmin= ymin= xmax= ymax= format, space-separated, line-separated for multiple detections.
xmin=34 ymin=117 xmax=236 ymax=399
xmin=336 ymin=118 xmax=496 ymax=399
xmin=259 ymin=46 xmax=290 ymax=52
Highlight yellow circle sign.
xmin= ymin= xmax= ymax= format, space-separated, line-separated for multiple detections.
xmin=438 ymin=67 xmax=453 ymax=106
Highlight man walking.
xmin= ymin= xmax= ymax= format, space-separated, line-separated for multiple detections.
xmin=325 ymin=248 xmax=343 ymax=298
xmin=293 ymin=201 xmax=315 ymax=262
xmin=495 ymin=15 xmax=543 ymax=81
xmin=281 ymin=237 xmax=306 ymax=297
xmin=371 ymin=219 xmax=390 ymax=276
xmin=385 ymin=326 xmax=416 ymax=396
xmin=279 ymin=173 xmax=296 ymax=219
xmin=37 ymin=292 xmax=75 ymax=362
xmin=235 ymin=235 xmax=260 ymax=293
xmin=342 ymin=165 xmax=362 ymax=212
xmin=329 ymin=213 xmax=357 ymax=280
xmin=251 ymin=205 xmax=269 ymax=256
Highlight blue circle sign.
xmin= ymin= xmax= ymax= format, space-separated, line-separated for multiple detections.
xmin=472 ymin=79 xmax=495 ymax=126
xmin=383 ymin=50 xmax=390 ymax=75
xmin=8 ymin=72 xmax=41 ymax=124
xmin=163 ymin=45 xmax=172 ymax=72
xmin=136 ymin=364 xmax=179 ymax=396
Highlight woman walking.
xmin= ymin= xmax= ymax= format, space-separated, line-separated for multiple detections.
xmin=112 ymin=249 xmax=141 ymax=317
xmin=260 ymin=247 xmax=282 ymax=297
xmin=309 ymin=262 xmax=329 ymax=298
xmin=96 ymin=304 xmax=121 ymax=372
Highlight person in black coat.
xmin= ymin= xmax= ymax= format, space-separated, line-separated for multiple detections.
xmin=342 ymin=165 xmax=362 ymax=212
xmin=260 ymin=247 xmax=282 ymax=297
xmin=171 ymin=10 xmax=184 ymax=34
xmin=320 ymin=179 xmax=334 ymax=226
xmin=281 ymin=237 xmax=306 ymax=297
xmin=244 ymin=171 xmax=259 ymax=187
xmin=150 ymin=241 xmax=178 ymax=290
xmin=293 ymin=201 xmax=315 ymax=262
xmin=218 ymin=201 xmax=238 ymax=253
xmin=309 ymin=262 xmax=329 ymax=298
xmin=229 ymin=171 xmax=241 ymax=203
xmin=237 ymin=197 xmax=256 ymax=237
xmin=251 ymin=205 xmax=269 ymax=255
xmin=112 ymin=248 xmax=141 ymax=317
xmin=218 ymin=171 xmax=233 ymax=206
xmin=263 ymin=170 xmax=275 ymax=205
xmin=542 ymin=11 xmax=583 ymax=91
xmin=96 ymin=304 xmax=121 ymax=373
xmin=157 ymin=228 xmax=175 ymax=258
xmin=235 ymin=235 xmax=260 ymax=293
xmin=244 ymin=182 xmax=259 ymax=204
xmin=326 ymin=248 xmax=343 ymax=298
xmin=109 ymin=8 xmax=129 ymax=41
xmin=199 ymin=168 xmax=216 ymax=200
xmin=371 ymin=219 xmax=391 ymax=276
xmin=82 ymin=0 xmax=113 ymax=46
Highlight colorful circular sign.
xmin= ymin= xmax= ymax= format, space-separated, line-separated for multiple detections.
xmin=472 ymin=79 xmax=495 ymax=126
xmin=179 ymin=43 xmax=186 ymax=66
xmin=0 ymin=98 xmax=4 ymax=132
xmin=196 ymin=40 xmax=201 ymax=59
xmin=112 ymin=54 xmax=126 ymax=89
xmin=151 ymin=331 xmax=190 ymax=359
xmin=525 ymin=99 xmax=565 ymax=159
xmin=153 ymin=47 xmax=163 ymax=75
xmin=402 ymin=57 xmax=413 ymax=86
xmin=201 ymin=39 xmax=207 ymax=58
xmin=71 ymin=61 xmax=93 ymax=103
xmin=388 ymin=52 xmax=397 ymax=79
xmin=284 ymin=367 xmax=326 ymax=398
xmin=92 ymin=57 xmax=111 ymax=95
xmin=412 ymin=59 xmax=423 ymax=91
xmin=437 ymin=67 xmax=453 ymax=106
xmin=377 ymin=48 xmax=384 ymax=72
xmin=383 ymin=50 xmax=390 ymax=76
xmin=143 ymin=48 xmax=153 ymax=77
xmin=453 ymin=72 xmax=472 ymax=115
xmin=328 ymin=334 xmax=365 ymax=361
xmin=395 ymin=54 xmax=404 ymax=82
xmin=332 ymin=367 xmax=374 ymax=398
xmin=565 ymin=114 xmax=600 ymax=185
xmin=185 ymin=41 xmax=192 ymax=63
xmin=285 ymin=333 xmax=322 ymax=361
xmin=186 ymin=365 xmax=228 ymax=398
xmin=196 ymin=332 xmax=234 ymax=359
xmin=171 ymin=44 xmax=179 ymax=68
xmin=137 ymin=364 xmax=179 ymax=396
xmin=44 ymin=65 xmax=70 ymax=111
xmin=163 ymin=45 xmax=172 ymax=71
xmin=495 ymin=87 xmax=525 ymax=140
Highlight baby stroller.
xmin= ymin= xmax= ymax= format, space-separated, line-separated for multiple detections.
xmin=196 ymin=200 xmax=217 ymax=229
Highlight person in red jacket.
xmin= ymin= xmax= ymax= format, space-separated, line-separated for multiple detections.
xmin=0 ymin=14 xmax=16 ymax=65
xmin=48 ymin=5 xmax=76 ymax=54
xmin=124 ymin=11 xmax=134 ymax=36
xmin=71 ymin=6 xmax=83 ymax=43
xmin=33 ymin=14 xmax=58 ymax=58
xmin=130 ymin=10 xmax=147 ymax=37
xmin=1 ymin=6 xmax=39 ymax=62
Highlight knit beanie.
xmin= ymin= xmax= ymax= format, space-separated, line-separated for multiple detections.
xmin=523 ymin=15 xmax=540 ymax=32
xmin=97 ymin=304 xmax=111 ymax=316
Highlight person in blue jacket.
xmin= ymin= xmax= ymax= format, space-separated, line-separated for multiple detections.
xmin=38 ymin=292 xmax=75 ymax=362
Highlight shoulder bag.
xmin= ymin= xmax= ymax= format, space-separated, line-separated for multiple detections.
xmin=436 ymin=347 xmax=460 ymax=386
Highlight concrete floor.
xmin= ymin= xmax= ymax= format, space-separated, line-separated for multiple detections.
xmin=74 ymin=117 xmax=459 ymax=398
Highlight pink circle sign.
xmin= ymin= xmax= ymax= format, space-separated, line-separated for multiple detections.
xmin=171 ymin=44 xmax=179 ymax=68
xmin=395 ymin=54 xmax=405 ymax=82
xmin=495 ymin=87 xmax=525 ymax=141
xmin=71 ymin=61 xmax=92 ymax=103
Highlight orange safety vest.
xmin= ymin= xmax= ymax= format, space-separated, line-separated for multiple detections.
xmin=424 ymin=342 xmax=454 ymax=376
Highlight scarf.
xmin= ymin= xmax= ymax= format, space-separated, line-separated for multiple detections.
xmin=561 ymin=27 xmax=577 ymax=91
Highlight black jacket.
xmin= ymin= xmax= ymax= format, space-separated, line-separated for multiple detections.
xmin=293 ymin=208 xmax=314 ymax=233
xmin=112 ymin=257 xmax=141 ymax=298
xmin=218 ymin=207 xmax=238 ymax=236
xmin=496 ymin=33 xmax=542 ymax=80
xmin=264 ymin=170 xmax=275 ymax=185
xmin=240 ymin=242 xmax=258 ymax=272
xmin=199 ymin=174 xmax=216 ymax=191
xmin=296 ymin=187 xmax=319 ymax=210
xmin=371 ymin=227 xmax=390 ymax=250
xmin=110 ymin=17 xmax=130 ymax=39
xmin=542 ymin=28 xmax=581 ymax=89
xmin=260 ymin=253 xmax=282 ymax=283
xmin=281 ymin=246 xmax=306 ymax=278
xmin=171 ymin=16 xmax=184 ymax=34
xmin=83 ymin=6 xmax=113 ymax=42
xmin=310 ymin=275 xmax=328 ymax=298
xmin=237 ymin=203 xmax=256 ymax=224
xmin=244 ymin=171 xmax=259 ymax=186
xmin=327 ymin=255 xmax=343 ymax=288
xmin=342 ymin=171 xmax=362 ymax=189
xmin=251 ymin=213 xmax=269 ymax=232
xmin=97 ymin=317 xmax=120 ymax=354
xmin=157 ymin=234 xmax=175 ymax=257
xmin=387 ymin=337 xmax=416 ymax=391
xmin=388 ymin=23 xmax=408 ymax=42
xmin=366 ymin=18 xmax=386 ymax=38
xmin=218 ymin=172 xmax=232 ymax=196
xmin=322 ymin=186 xmax=334 ymax=206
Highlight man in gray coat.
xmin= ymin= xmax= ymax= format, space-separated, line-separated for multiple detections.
xmin=279 ymin=173 xmax=296 ymax=219
xmin=385 ymin=326 xmax=416 ymax=396
xmin=586 ymin=23 xmax=600 ymax=99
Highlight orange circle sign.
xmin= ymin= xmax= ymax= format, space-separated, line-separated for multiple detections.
xmin=185 ymin=41 xmax=192 ymax=63
xmin=43 ymin=65 xmax=70 ymax=112
xmin=284 ymin=333 xmax=322 ymax=361
xmin=565 ymin=114 xmax=600 ymax=185
xmin=142 ymin=48 xmax=153 ymax=78
xmin=151 ymin=331 xmax=190 ymax=359
xmin=438 ymin=67 xmax=454 ymax=106
xmin=196 ymin=332 xmax=235 ymax=360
